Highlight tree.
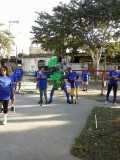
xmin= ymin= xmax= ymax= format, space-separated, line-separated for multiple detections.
xmin=31 ymin=3 xmax=73 ymax=57
xmin=18 ymin=52 xmax=27 ymax=58
xmin=31 ymin=0 xmax=120 ymax=69
xmin=69 ymin=0 xmax=120 ymax=70
xmin=0 ymin=23 xmax=14 ymax=58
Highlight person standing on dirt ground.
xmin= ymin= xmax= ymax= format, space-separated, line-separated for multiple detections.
xmin=0 ymin=66 xmax=15 ymax=125
xmin=105 ymin=65 xmax=120 ymax=106
xmin=7 ymin=65 xmax=17 ymax=113
xmin=34 ymin=67 xmax=40 ymax=93
xmin=14 ymin=64 xmax=24 ymax=93
xmin=81 ymin=66 xmax=90 ymax=91
xmin=66 ymin=67 xmax=80 ymax=104
xmin=36 ymin=67 xmax=48 ymax=106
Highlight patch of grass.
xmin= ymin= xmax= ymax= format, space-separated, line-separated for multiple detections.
xmin=71 ymin=107 xmax=120 ymax=160
xmin=95 ymin=96 xmax=120 ymax=104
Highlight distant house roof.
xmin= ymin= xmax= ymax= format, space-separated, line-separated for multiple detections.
xmin=23 ymin=53 xmax=54 ymax=58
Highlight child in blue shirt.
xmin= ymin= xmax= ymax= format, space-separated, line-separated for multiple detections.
xmin=14 ymin=64 xmax=24 ymax=93
xmin=81 ymin=66 xmax=90 ymax=91
xmin=67 ymin=67 xmax=80 ymax=104
xmin=36 ymin=68 xmax=48 ymax=106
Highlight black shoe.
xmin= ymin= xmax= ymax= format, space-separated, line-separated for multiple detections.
xmin=82 ymin=89 xmax=85 ymax=91
xmin=11 ymin=107 xmax=15 ymax=112
xmin=0 ymin=108 xmax=3 ymax=113
xmin=75 ymin=101 xmax=78 ymax=104
xmin=46 ymin=101 xmax=48 ymax=105
xmin=67 ymin=100 xmax=71 ymax=104
xmin=48 ymin=100 xmax=52 ymax=104
xmin=38 ymin=100 xmax=43 ymax=104
xmin=71 ymin=101 xmax=73 ymax=104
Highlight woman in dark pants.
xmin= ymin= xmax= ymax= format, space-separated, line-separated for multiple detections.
xmin=0 ymin=66 xmax=14 ymax=125
xmin=105 ymin=65 xmax=120 ymax=106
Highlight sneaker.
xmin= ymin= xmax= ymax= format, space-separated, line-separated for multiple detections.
xmin=113 ymin=103 xmax=117 ymax=106
xmin=104 ymin=101 xmax=108 ymax=105
xmin=36 ymin=90 xmax=39 ymax=93
xmin=15 ymin=89 xmax=17 ymax=93
xmin=67 ymin=100 xmax=71 ymax=104
xmin=2 ymin=121 xmax=7 ymax=125
xmin=0 ymin=108 xmax=3 ymax=113
xmin=2 ymin=114 xmax=7 ymax=125
xmin=38 ymin=100 xmax=43 ymax=104
xmin=48 ymin=100 xmax=52 ymax=104
xmin=82 ymin=89 xmax=85 ymax=91
xmin=11 ymin=107 xmax=15 ymax=112
xmin=18 ymin=90 xmax=21 ymax=93
xmin=70 ymin=100 xmax=73 ymax=104
xmin=75 ymin=101 xmax=78 ymax=104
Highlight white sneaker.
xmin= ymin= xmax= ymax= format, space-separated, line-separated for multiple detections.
xmin=2 ymin=114 xmax=7 ymax=125
xmin=113 ymin=103 xmax=117 ymax=106
xmin=36 ymin=90 xmax=39 ymax=93
xmin=104 ymin=101 xmax=108 ymax=105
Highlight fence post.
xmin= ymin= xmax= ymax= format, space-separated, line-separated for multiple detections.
xmin=101 ymin=71 xmax=104 ymax=95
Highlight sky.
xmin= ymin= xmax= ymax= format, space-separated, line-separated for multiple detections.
xmin=0 ymin=0 xmax=70 ymax=55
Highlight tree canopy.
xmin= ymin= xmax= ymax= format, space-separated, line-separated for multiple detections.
xmin=31 ymin=0 xmax=120 ymax=68
xmin=0 ymin=23 xmax=14 ymax=57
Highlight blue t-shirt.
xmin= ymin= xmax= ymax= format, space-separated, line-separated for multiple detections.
xmin=82 ymin=71 xmax=90 ymax=82
xmin=34 ymin=70 xmax=39 ymax=82
xmin=118 ymin=72 xmax=120 ymax=79
xmin=37 ymin=72 xmax=47 ymax=90
xmin=0 ymin=76 xmax=14 ymax=100
xmin=9 ymin=73 xmax=17 ymax=88
xmin=108 ymin=70 xmax=119 ymax=84
xmin=67 ymin=71 xmax=80 ymax=88
xmin=34 ymin=70 xmax=39 ymax=77
xmin=14 ymin=68 xmax=24 ymax=81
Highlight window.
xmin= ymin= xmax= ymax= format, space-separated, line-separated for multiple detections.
xmin=38 ymin=60 xmax=45 ymax=67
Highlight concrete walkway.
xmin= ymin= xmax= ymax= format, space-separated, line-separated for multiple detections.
xmin=0 ymin=79 xmax=109 ymax=160
xmin=0 ymin=93 xmax=103 ymax=160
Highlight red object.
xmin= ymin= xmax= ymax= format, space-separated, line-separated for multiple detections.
xmin=73 ymin=69 xmax=109 ymax=95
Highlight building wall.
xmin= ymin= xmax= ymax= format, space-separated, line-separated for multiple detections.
xmin=22 ymin=57 xmax=50 ymax=72
xmin=29 ymin=47 xmax=49 ymax=54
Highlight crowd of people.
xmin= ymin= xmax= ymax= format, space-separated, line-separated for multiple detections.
xmin=0 ymin=62 xmax=120 ymax=125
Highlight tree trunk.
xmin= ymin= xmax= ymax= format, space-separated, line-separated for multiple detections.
xmin=92 ymin=52 xmax=101 ymax=82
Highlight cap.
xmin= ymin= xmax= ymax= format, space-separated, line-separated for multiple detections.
xmin=56 ymin=64 xmax=61 ymax=69
xmin=67 ymin=66 xmax=72 ymax=70
xmin=18 ymin=64 xmax=22 ymax=67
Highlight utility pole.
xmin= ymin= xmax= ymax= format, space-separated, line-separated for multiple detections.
xmin=9 ymin=20 xmax=19 ymax=64
xmin=9 ymin=21 xmax=19 ymax=31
